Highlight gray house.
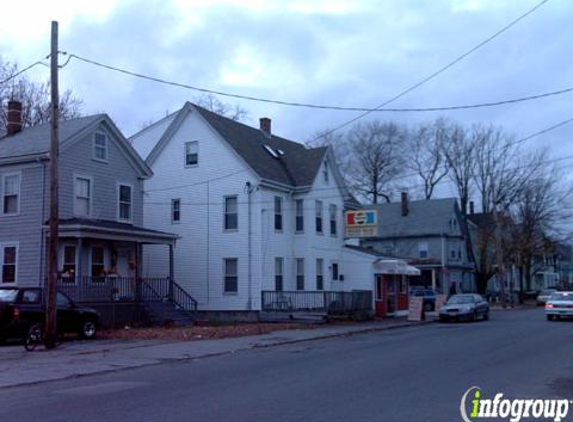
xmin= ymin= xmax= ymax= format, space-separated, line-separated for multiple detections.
xmin=0 ymin=103 xmax=177 ymax=307
xmin=358 ymin=194 xmax=475 ymax=294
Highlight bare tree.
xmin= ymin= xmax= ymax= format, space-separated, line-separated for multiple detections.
xmin=408 ymin=118 xmax=450 ymax=200
xmin=0 ymin=58 xmax=82 ymax=129
xmin=509 ymin=161 xmax=571 ymax=297
xmin=345 ymin=121 xmax=406 ymax=204
xmin=443 ymin=122 xmax=475 ymax=215
xmin=194 ymin=94 xmax=249 ymax=122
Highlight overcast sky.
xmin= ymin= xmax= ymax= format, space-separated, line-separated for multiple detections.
xmin=1 ymin=0 xmax=572 ymax=195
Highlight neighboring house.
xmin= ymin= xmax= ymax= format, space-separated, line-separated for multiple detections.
xmin=359 ymin=194 xmax=475 ymax=294
xmin=0 ymin=102 xmax=177 ymax=302
xmin=131 ymin=102 xmax=358 ymax=313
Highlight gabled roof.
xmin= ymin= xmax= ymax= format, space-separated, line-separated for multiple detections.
xmin=0 ymin=115 xmax=152 ymax=177
xmin=132 ymin=102 xmax=328 ymax=188
xmin=364 ymin=197 xmax=463 ymax=238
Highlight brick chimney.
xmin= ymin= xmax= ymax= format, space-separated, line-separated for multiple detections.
xmin=259 ymin=117 xmax=271 ymax=135
xmin=6 ymin=100 xmax=22 ymax=136
xmin=469 ymin=201 xmax=475 ymax=215
xmin=401 ymin=192 xmax=409 ymax=217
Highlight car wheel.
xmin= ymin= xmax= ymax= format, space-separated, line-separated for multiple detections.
xmin=547 ymin=315 xmax=554 ymax=321
xmin=471 ymin=311 xmax=477 ymax=322
xmin=79 ymin=320 xmax=97 ymax=339
xmin=483 ymin=311 xmax=489 ymax=321
xmin=424 ymin=303 xmax=433 ymax=312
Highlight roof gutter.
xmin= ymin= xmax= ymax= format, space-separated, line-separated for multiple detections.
xmin=0 ymin=153 xmax=49 ymax=166
xmin=259 ymin=178 xmax=294 ymax=193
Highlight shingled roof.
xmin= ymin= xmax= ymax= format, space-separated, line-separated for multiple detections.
xmin=0 ymin=115 xmax=103 ymax=160
xmin=364 ymin=198 xmax=463 ymax=238
xmin=134 ymin=102 xmax=328 ymax=188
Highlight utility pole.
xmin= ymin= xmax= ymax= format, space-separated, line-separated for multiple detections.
xmin=492 ymin=180 xmax=507 ymax=308
xmin=45 ymin=21 xmax=59 ymax=349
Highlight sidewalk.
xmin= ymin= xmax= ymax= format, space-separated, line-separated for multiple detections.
xmin=0 ymin=318 xmax=426 ymax=389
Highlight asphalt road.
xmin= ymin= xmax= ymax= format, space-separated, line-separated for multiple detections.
xmin=1 ymin=309 xmax=572 ymax=422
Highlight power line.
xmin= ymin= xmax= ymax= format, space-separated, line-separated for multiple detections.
xmin=0 ymin=55 xmax=50 ymax=85
xmin=60 ymin=50 xmax=572 ymax=114
xmin=312 ymin=0 xmax=552 ymax=141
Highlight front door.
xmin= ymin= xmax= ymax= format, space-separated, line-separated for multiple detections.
xmin=375 ymin=275 xmax=387 ymax=317
xmin=387 ymin=276 xmax=397 ymax=314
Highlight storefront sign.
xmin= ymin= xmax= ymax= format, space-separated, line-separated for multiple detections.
xmin=408 ymin=296 xmax=424 ymax=321
xmin=345 ymin=210 xmax=377 ymax=238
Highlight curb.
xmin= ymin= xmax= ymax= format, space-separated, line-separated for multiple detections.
xmin=0 ymin=320 xmax=432 ymax=390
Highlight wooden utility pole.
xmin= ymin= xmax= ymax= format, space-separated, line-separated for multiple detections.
xmin=492 ymin=180 xmax=507 ymax=308
xmin=45 ymin=21 xmax=59 ymax=349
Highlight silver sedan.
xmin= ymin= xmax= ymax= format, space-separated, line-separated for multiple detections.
xmin=439 ymin=294 xmax=490 ymax=322
xmin=546 ymin=291 xmax=573 ymax=321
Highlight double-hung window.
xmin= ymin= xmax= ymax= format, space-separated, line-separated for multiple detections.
xmin=1 ymin=245 xmax=17 ymax=284
xmin=172 ymin=199 xmax=181 ymax=223
xmin=224 ymin=258 xmax=238 ymax=293
xmin=329 ymin=204 xmax=337 ymax=236
xmin=74 ymin=177 xmax=91 ymax=217
xmin=61 ymin=245 xmax=77 ymax=282
xmin=224 ymin=196 xmax=238 ymax=230
xmin=93 ymin=132 xmax=108 ymax=161
xmin=91 ymin=246 xmax=105 ymax=278
xmin=316 ymin=258 xmax=324 ymax=290
xmin=295 ymin=199 xmax=304 ymax=232
xmin=185 ymin=141 xmax=199 ymax=166
xmin=275 ymin=258 xmax=284 ymax=291
xmin=419 ymin=242 xmax=429 ymax=259
xmin=315 ymin=200 xmax=323 ymax=233
xmin=274 ymin=197 xmax=283 ymax=231
xmin=296 ymin=258 xmax=305 ymax=290
xmin=118 ymin=184 xmax=132 ymax=221
xmin=2 ymin=174 xmax=20 ymax=215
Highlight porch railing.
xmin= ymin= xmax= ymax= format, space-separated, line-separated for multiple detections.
xmin=261 ymin=290 xmax=372 ymax=315
xmin=57 ymin=276 xmax=197 ymax=312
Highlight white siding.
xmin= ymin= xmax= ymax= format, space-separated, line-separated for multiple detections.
xmin=135 ymin=109 xmax=351 ymax=311
xmin=129 ymin=114 xmax=177 ymax=160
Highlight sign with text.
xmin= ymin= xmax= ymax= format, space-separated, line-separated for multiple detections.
xmin=408 ymin=296 xmax=424 ymax=321
xmin=345 ymin=210 xmax=377 ymax=238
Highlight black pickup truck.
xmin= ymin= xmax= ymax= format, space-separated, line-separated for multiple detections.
xmin=0 ymin=287 xmax=100 ymax=342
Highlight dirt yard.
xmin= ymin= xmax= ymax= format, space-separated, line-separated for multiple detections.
xmin=99 ymin=322 xmax=313 ymax=341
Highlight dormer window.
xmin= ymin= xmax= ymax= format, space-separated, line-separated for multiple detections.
xmin=185 ymin=141 xmax=199 ymax=166
xmin=93 ymin=132 xmax=108 ymax=161
xmin=323 ymin=161 xmax=329 ymax=183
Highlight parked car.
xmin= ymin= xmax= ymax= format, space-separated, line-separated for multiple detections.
xmin=0 ymin=287 xmax=100 ymax=342
xmin=439 ymin=294 xmax=490 ymax=322
xmin=410 ymin=289 xmax=436 ymax=312
xmin=545 ymin=291 xmax=573 ymax=321
xmin=536 ymin=289 xmax=558 ymax=306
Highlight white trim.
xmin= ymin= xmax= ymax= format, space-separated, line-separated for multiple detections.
xmin=171 ymin=198 xmax=181 ymax=224
xmin=117 ymin=182 xmax=133 ymax=223
xmin=184 ymin=141 xmax=199 ymax=168
xmin=0 ymin=242 xmax=19 ymax=284
xmin=73 ymin=173 xmax=94 ymax=218
xmin=92 ymin=130 xmax=109 ymax=163
xmin=223 ymin=195 xmax=239 ymax=231
xmin=1 ymin=172 xmax=21 ymax=217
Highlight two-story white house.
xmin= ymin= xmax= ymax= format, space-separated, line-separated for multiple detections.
xmin=131 ymin=102 xmax=357 ymax=313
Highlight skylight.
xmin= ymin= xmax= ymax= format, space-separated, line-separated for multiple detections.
xmin=263 ymin=144 xmax=280 ymax=158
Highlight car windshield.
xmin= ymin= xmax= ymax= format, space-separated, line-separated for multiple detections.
xmin=447 ymin=295 xmax=474 ymax=304
xmin=541 ymin=290 xmax=556 ymax=296
xmin=549 ymin=292 xmax=573 ymax=301
xmin=0 ymin=289 xmax=18 ymax=302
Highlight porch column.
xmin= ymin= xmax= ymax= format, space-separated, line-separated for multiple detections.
xmin=168 ymin=244 xmax=174 ymax=301
xmin=431 ymin=269 xmax=436 ymax=292
xmin=135 ymin=243 xmax=143 ymax=278
xmin=76 ymin=238 xmax=83 ymax=303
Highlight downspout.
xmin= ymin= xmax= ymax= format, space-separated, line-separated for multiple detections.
xmin=246 ymin=181 xmax=253 ymax=310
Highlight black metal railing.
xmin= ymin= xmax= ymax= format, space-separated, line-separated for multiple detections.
xmin=171 ymin=280 xmax=198 ymax=312
xmin=261 ymin=290 xmax=372 ymax=315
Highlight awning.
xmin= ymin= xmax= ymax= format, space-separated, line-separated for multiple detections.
xmin=374 ymin=259 xmax=421 ymax=276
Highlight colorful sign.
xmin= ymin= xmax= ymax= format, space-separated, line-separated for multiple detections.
xmin=345 ymin=210 xmax=377 ymax=238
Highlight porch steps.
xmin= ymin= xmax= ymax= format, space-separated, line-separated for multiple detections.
xmin=143 ymin=301 xmax=195 ymax=327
